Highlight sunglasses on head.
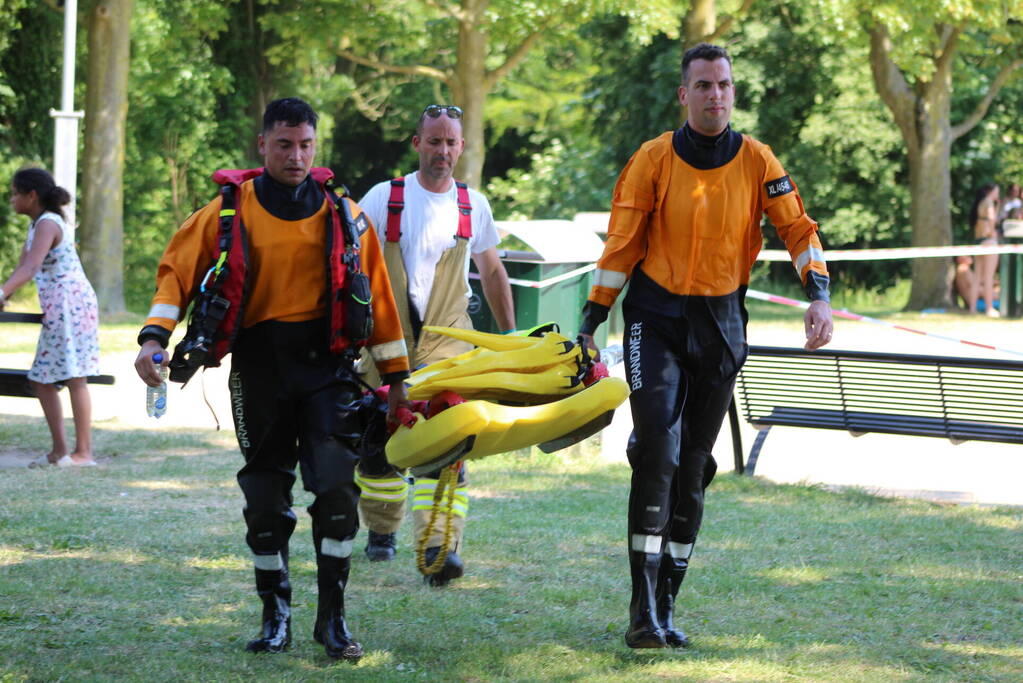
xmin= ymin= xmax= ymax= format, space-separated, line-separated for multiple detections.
xmin=422 ymin=104 xmax=463 ymax=119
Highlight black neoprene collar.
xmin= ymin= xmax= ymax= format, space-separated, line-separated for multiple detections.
xmin=253 ymin=170 xmax=324 ymax=221
xmin=672 ymin=123 xmax=743 ymax=170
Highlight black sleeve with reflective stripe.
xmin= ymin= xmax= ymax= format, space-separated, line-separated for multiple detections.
xmin=380 ymin=369 xmax=410 ymax=385
xmin=579 ymin=301 xmax=610 ymax=336
xmin=805 ymin=272 xmax=831 ymax=303
xmin=137 ymin=324 xmax=171 ymax=348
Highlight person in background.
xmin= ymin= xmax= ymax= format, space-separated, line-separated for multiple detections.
xmin=354 ymin=103 xmax=515 ymax=586
xmin=953 ymin=255 xmax=977 ymax=313
xmin=1 ymin=168 xmax=99 ymax=468
xmin=970 ymin=182 xmax=1000 ymax=317
xmin=998 ymin=182 xmax=1020 ymax=227
xmin=577 ymin=43 xmax=833 ymax=649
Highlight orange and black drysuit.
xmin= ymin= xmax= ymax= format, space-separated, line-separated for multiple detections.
xmin=138 ymin=169 xmax=409 ymax=654
xmin=579 ymin=124 xmax=829 ymax=647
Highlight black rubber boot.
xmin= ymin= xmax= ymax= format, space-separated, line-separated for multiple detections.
xmin=422 ymin=546 xmax=464 ymax=587
xmin=625 ymin=550 xmax=667 ymax=648
xmin=313 ymin=555 xmax=363 ymax=662
xmin=245 ymin=552 xmax=291 ymax=653
xmin=656 ymin=553 xmax=690 ymax=648
xmin=365 ymin=531 xmax=397 ymax=562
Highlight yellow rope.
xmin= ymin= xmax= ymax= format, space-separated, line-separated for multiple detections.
xmin=415 ymin=462 xmax=461 ymax=576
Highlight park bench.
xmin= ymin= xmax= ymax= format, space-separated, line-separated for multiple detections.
xmin=727 ymin=345 xmax=1023 ymax=475
xmin=0 ymin=311 xmax=115 ymax=397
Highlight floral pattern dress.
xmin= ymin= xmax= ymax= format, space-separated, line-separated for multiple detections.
xmin=26 ymin=211 xmax=100 ymax=383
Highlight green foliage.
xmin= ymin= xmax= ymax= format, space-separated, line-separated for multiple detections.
xmin=586 ymin=15 xmax=683 ymax=169
xmin=121 ymin=0 xmax=240 ymax=310
xmin=0 ymin=2 xmax=64 ymax=280
xmin=487 ymin=138 xmax=617 ymax=220
xmin=738 ymin=2 xmax=911 ymax=290
xmin=3 ymin=1 xmax=1023 ymax=309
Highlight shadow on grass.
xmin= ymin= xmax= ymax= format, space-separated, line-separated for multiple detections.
xmin=0 ymin=413 xmax=234 ymax=468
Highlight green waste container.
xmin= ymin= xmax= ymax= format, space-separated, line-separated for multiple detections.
xmin=1000 ymin=220 xmax=1023 ymax=318
xmin=467 ymin=217 xmax=621 ymax=347
xmin=469 ymin=256 xmax=607 ymax=348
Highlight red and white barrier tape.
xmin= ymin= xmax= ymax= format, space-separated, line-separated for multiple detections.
xmin=758 ymin=244 xmax=1023 ymax=262
xmin=469 ymin=263 xmax=596 ymax=289
xmin=746 ymin=289 xmax=1023 ymax=358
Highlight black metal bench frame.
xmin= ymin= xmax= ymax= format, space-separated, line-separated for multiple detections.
xmin=728 ymin=345 xmax=1023 ymax=475
xmin=0 ymin=311 xmax=115 ymax=397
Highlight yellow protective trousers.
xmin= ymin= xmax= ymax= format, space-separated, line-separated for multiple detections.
xmin=358 ymin=236 xmax=473 ymax=550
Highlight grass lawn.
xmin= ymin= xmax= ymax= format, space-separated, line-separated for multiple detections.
xmin=0 ymin=413 xmax=1020 ymax=682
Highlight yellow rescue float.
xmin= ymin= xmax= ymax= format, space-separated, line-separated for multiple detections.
xmin=385 ymin=325 xmax=629 ymax=473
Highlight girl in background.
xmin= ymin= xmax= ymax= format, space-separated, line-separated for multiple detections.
xmin=1 ymin=168 xmax=99 ymax=466
xmin=970 ymin=182 xmax=1001 ymax=318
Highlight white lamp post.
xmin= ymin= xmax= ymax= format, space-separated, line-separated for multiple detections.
xmin=49 ymin=0 xmax=84 ymax=228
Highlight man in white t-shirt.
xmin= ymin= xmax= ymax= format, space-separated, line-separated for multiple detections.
xmin=355 ymin=104 xmax=515 ymax=586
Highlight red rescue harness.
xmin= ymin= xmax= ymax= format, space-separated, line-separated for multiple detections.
xmin=385 ymin=177 xmax=473 ymax=242
xmin=169 ymin=167 xmax=368 ymax=384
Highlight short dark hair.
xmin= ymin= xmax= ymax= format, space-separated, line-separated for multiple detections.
xmin=681 ymin=43 xmax=731 ymax=86
xmin=262 ymin=97 xmax=318 ymax=133
xmin=13 ymin=167 xmax=71 ymax=220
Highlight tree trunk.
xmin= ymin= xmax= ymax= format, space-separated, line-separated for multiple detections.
xmin=868 ymin=24 xmax=956 ymax=310
xmin=452 ymin=0 xmax=488 ymax=189
xmin=80 ymin=0 xmax=132 ymax=315
xmin=684 ymin=0 xmax=716 ymax=48
xmin=243 ymin=0 xmax=274 ymax=164
xmin=906 ymin=96 xmax=954 ymax=310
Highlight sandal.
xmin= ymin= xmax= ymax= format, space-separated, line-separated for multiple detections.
xmin=27 ymin=454 xmax=73 ymax=468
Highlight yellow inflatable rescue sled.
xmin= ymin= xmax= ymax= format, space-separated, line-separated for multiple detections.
xmin=385 ymin=325 xmax=630 ymax=473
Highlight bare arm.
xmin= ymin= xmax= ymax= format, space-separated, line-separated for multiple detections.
xmin=472 ymin=247 xmax=516 ymax=331
xmin=0 ymin=219 xmax=61 ymax=307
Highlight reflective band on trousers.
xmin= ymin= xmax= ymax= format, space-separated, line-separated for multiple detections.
xmin=147 ymin=303 xmax=180 ymax=321
xmin=412 ymin=482 xmax=468 ymax=518
xmin=631 ymin=534 xmax=662 ymax=554
xmin=370 ymin=339 xmax=409 ymax=362
xmin=355 ymin=471 xmax=409 ymax=502
xmin=593 ymin=268 xmax=628 ymax=290
xmin=794 ymin=246 xmax=826 ymax=273
xmin=253 ymin=552 xmax=283 ymax=571
xmin=666 ymin=541 xmax=693 ymax=560
xmin=321 ymin=537 xmax=354 ymax=558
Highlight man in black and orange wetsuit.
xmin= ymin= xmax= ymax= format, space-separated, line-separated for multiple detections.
xmin=578 ymin=44 xmax=834 ymax=650
xmin=133 ymin=98 xmax=410 ymax=662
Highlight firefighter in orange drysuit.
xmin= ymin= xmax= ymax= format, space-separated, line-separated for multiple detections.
xmin=578 ymin=44 xmax=834 ymax=650
xmin=134 ymin=98 xmax=410 ymax=662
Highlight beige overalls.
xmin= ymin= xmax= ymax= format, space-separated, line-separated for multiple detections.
xmin=356 ymin=190 xmax=475 ymax=552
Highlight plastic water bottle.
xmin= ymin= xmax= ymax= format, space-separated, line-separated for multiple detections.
xmin=147 ymin=352 xmax=168 ymax=418
xmin=600 ymin=343 xmax=625 ymax=368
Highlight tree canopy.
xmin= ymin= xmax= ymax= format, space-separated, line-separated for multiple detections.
xmin=1 ymin=0 xmax=1023 ymax=312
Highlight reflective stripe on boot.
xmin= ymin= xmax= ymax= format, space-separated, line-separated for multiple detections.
xmin=656 ymin=542 xmax=692 ymax=648
xmin=313 ymin=538 xmax=363 ymax=662
xmin=625 ymin=536 xmax=668 ymax=649
xmin=246 ymin=551 xmax=292 ymax=653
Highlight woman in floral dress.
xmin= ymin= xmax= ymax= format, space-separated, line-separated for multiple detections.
xmin=1 ymin=168 xmax=99 ymax=466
